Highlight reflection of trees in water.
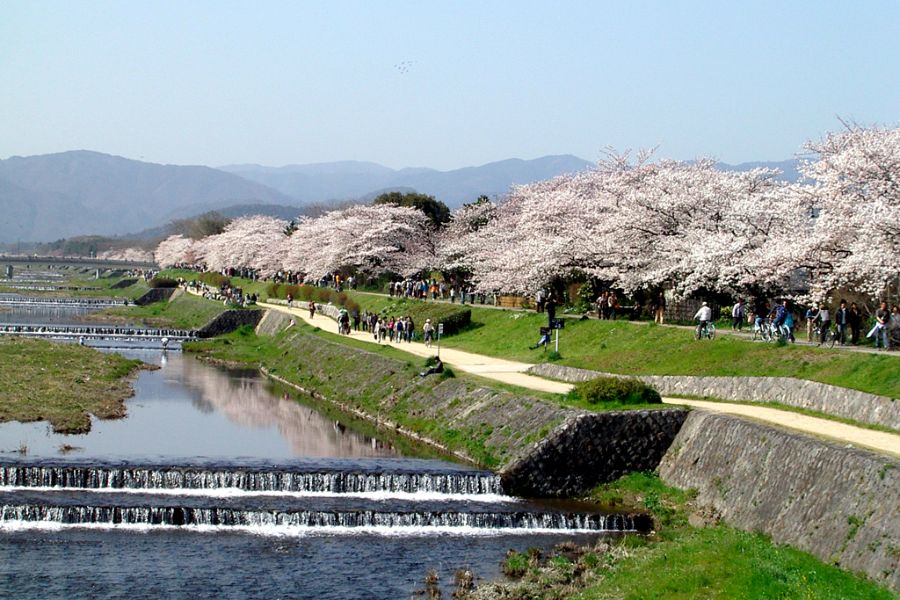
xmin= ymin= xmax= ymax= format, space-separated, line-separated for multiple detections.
xmin=167 ymin=357 xmax=400 ymax=458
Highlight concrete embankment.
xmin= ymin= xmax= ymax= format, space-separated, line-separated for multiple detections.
xmin=660 ymin=411 xmax=899 ymax=590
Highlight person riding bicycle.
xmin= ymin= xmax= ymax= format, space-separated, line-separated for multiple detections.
xmin=694 ymin=302 xmax=712 ymax=337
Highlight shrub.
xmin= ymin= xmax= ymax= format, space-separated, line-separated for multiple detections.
xmin=147 ymin=277 xmax=178 ymax=288
xmin=576 ymin=376 xmax=661 ymax=405
xmin=199 ymin=272 xmax=231 ymax=288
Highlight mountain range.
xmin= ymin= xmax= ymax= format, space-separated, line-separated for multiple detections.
xmin=0 ymin=150 xmax=801 ymax=243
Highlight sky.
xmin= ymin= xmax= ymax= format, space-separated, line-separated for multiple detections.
xmin=1 ymin=1 xmax=898 ymax=170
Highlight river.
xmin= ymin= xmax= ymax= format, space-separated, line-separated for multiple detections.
xmin=0 ymin=298 xmax=626 ymax=599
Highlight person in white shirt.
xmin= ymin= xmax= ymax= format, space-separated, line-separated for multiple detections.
xmin=694 ymin=302 xmax=713 ymax=337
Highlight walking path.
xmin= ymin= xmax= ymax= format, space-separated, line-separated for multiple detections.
xmin=259 ymin=300 xmax=900 ymax=458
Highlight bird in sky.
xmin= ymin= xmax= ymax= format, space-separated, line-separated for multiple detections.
xmin=394 ymin=60 xmax=415 ymax=75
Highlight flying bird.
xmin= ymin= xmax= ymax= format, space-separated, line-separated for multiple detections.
xmin=394 ymin=60 xmax=415 ymax=75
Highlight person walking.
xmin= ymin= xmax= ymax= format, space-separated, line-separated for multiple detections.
xmin=805 ymin=305 xmax=818 ymax=342
xmin=834 ymin=300 xmax=849 ymax=345
xmin=849 ymin=302 xmax=862 ymax=345
xmin=868 ymin=301 xmax=891 ymax=349
xmin=731 ymin=299 xmax=745 ymax=331
xmin=654 ymin=292 xmax=666 ymax=324
xmin=816 ymin=303 xmax=831 ymax=346
xmin=423 ymin=319 xmax=434 ymax=347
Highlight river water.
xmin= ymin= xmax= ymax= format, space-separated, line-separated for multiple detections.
xmin=0 ymin=300 xmax=626 ymax=599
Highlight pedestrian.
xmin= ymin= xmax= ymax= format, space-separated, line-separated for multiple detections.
xmin=816 ymin=303 xmax=831 ymax=345
xmin=849 ymin=302 xmax=862 ymax=345
xmin=423 ymin=319 xmax=434 ymax=347
xmin=805 ymin=305 xmax=818 ymax=342
xmin=308 ymin=300 xmax=316 ymax=319
xmin=731 ymin=299 xmax=744 ymax=331
xmin=654 ymin=292 xmax=666 ymax=324
xmin=834 ymin=300 xmax=849 ymax=345
xmin=867 ymin=301 xmax=891 ymax=349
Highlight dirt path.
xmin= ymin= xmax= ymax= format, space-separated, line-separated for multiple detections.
xmin=259 ymin=301 xmax=900 ymax=458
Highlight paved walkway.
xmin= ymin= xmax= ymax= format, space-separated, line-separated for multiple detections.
xmin=259 ymin=301 xmax=900 ymax=458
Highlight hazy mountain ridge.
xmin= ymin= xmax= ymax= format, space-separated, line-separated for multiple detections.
xmin=0 ymin=151 xmax=292 ymax=242
xmin=0 ymin=150 xmax=802 ymax=243
xmin=220 ymin=155 xmax=596 ymax=206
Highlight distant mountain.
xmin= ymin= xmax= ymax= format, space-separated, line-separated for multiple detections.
xmin=221 ymin=155 xmax=595 ymax=207
xmin=0 ymin=151 xmax=292 ymax=242
xmin=716 ymin=159 xmax=802 ymax=183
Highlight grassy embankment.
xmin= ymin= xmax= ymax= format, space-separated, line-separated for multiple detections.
xmin=157 ymin=269 xmax=899 ymax=398
xmin=186 ymin=323 xmax=620 ymax=467
xmin=340 ymin=292 xmax=900 ymax=399
xmin=462 ymin=472 xmax=895 ymax=600
xmin=91 ymin=290 xmax=229 ymax=329
xmin=0 ymin=337 xmax=147 ymax=434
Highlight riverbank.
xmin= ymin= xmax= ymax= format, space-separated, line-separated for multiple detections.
xmin=158 ymin=271 xmax=899 ymax=399
xmin=453 ymin=472 xmax=894 ymax=599
xmin=0 ymin=337 xmax=148 ymax=434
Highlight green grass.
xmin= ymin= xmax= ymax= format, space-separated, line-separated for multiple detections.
xmin=0 ymin=337 xmax=146 ymax=434
xmin=481 ymin=472 xmax=895 ymax=600
xmin=336 ymin=295 xmax=900 ymax=398
xmin=94 ymin=290 xmax=228 ymax=329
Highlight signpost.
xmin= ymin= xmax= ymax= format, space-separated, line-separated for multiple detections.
xmin=551 ymin=318 xmax=564 ymax=353
xmin=437 ymin=323 xmax=444 ymax=358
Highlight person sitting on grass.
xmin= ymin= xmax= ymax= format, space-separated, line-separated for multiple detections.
xmin=419 ymin=357 xmax=443 ymax=377
xmin=529 ymin=328 xmax=551 ymax=350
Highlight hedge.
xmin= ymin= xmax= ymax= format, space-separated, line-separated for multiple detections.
xmin=575 ymin=376 xmax=661 ymax=405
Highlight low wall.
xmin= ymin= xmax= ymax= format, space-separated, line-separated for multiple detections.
xmin=529 ymin=363 xmax=899 ymax=430
xmin=660 ymin=412 xmax=899 ymax=591
xmin=500 ymin=409 xmax=687 ymax=497
xmin=134 ymin=287 xmax=175 ymax=306
xmin=255 ymin=309 xmax=293 ymax=337
xmin=196 ymin=309 xmax=263 ymax=338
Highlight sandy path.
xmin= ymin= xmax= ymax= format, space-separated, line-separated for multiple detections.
xmin=259 ymin=300 xmax=900 ymax=457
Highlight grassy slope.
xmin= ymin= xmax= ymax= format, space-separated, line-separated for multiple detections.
xmin=157 ymin=272 xmax=899 ymax=398
xmin=348 ymin=296 xmax=899 ymax=398
xmin=95 ymin=291 xmax=227 ymax=329
xmin=0 ymin=337 xmax=145 ymax=433
xmin=485 ymin=472 xmax=894 ymax=599
xmin=577 ymin=473 xmax=894 ymax=600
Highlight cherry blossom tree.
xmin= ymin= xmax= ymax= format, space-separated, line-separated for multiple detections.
xmin=282 ymin=204 xmax=435 ymax=279
xmin=198 ymin=215 xmax=289 ymax=276
xmin=154 ymin=235 xmax=202 ymax=268
xmin=789 ymin=123 xmax=900 ymax=299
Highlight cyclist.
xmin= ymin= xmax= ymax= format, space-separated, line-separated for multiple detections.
xmin=694 ymin=302 xmax=712 ymax=338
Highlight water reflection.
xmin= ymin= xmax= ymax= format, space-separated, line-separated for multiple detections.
xmin=0 ymin=351 xmax=400 ymax=462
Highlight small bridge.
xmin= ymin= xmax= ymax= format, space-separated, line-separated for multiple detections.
xmin=0 ymin=255 xmax=158 ymax=271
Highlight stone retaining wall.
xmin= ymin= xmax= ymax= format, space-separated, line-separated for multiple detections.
xmin=660 ymin=412 xmax=899 ymax=590
xmin=255 ymin=310 xmax=293 ymax=337
xmin=529 ymin=363 xmax=899 ymax=430
xmin=134 ymin=287 xmax=175 ymax=306
xmin=196 ymin=309 xmax=263 ymax=338
xmin=500 ymin=409 xmax=687 ymax=497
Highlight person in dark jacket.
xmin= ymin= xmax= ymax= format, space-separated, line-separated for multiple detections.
xmin=834 ymin=300 xmax=849 ymax=345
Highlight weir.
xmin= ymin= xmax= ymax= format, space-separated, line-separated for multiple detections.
xmin=0 ymin=324 xmax=196 ymax=340
xmin=0 ymin=462 xmax=648 ymax=534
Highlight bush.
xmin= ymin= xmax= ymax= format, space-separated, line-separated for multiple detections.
xmin=148 ymin=277 xmax=178 ymax=288
xmin=199 ymin=272 xmax=231 ymax=288
xmin=267 ymin=283 xmax=360 ymax=313
xmin=576 ymin=376 xmax=661 ymax=405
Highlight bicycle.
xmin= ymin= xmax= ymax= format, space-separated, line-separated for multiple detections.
xmin=768 ymin=321 xmax=792 ymax=343
xmin=813 ymin=324 xmax=838 ymax=348
xmin=752 ymin=318 xmax=771 ymax=341
xmin=695 ymin=321 xmax=716 ymax=340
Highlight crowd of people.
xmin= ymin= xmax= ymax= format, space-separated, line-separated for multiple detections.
xmin=726 ymin=297 xmax=899 ymax=349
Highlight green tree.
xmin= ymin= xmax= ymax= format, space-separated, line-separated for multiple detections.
xmin=372 ymin=191 xmax=450 ymax=228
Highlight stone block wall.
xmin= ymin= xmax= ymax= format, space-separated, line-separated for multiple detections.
xmin=196 ymin=309 xmax=263 ymax=338
xmin=529 ymin=363 xmax=899 ymax=430
xmin=134 ymin=287 xmax=175 ymax=306
xmin=500 ymin=409 xmax=688 ymax=497
xmin=660 ymin=412 xmax=899 ymax=591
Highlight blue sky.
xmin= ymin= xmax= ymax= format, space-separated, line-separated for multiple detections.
xmin=2 ymin=1 xmax=897 ymax=169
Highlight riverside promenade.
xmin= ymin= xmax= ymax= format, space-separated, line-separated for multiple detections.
xmin=258 ymin=300 xmax=900 ymax=458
